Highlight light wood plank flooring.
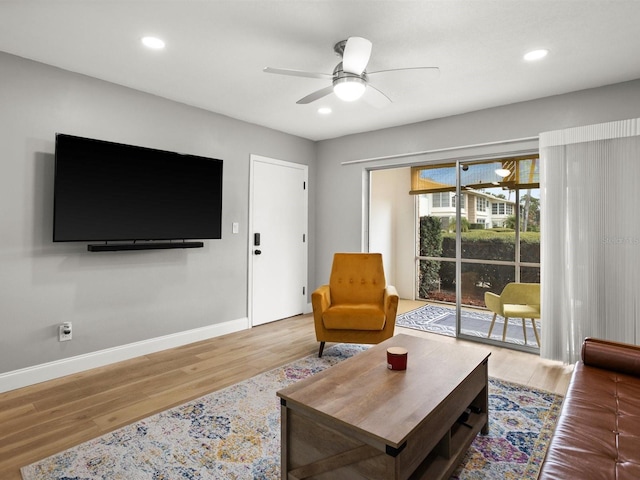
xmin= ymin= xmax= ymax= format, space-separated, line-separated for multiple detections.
xmin=0 ymin=306 xmax=573 ymax=480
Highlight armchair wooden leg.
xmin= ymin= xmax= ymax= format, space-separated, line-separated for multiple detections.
xmin=501 ymin=317 xmax=510 ymax=342
xmin=487 ymin=313 xmax=498 ymax=338
xmin=318 ymin=341 xmax=326 ymax=358
xmin=521 ymin=318 xmax=527 ymax=344
xmin=531 ymin=319 xmax=540 ymax=347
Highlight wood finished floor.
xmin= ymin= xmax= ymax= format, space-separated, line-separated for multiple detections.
xmin=0 ymin=304 xmax=573 ymax=480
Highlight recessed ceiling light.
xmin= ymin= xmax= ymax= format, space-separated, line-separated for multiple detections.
xmin=318 ymin=107 xmax=332 ymax=115
xmin=141 ymin=36 xmax=165 ymax=50
xmin=524 ymin=49 xmax=549 ymax=61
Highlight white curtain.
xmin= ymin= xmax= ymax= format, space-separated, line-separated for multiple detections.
xmin=540 ymin=118 xmax=640 ymax=363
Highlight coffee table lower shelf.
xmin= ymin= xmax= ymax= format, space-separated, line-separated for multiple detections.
xmin=280 ymin=403 xmax=488 ymax=480
xmin=410 ymin=411 xmax=488 ymax=479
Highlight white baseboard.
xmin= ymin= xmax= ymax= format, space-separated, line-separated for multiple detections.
xmin=0 ymin=317 xmax=249 ymax=394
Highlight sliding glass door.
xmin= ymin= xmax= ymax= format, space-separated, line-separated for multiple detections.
xmin=414 ymin=156 xmax=540 ymax=352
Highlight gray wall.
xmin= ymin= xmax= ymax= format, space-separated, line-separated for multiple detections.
xmin=0 ymin=52 xmax=315 ymax=373
xmin=314 ymin=79 xmax=640 ymax=287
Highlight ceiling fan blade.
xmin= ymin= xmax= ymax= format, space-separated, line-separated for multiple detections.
xmin=342 ymin=37 xmax=372 ymax=75
xmin=368 ymin=66 xmax=440 ymax=78
xmin=263 ymin=67 xmax=331 ymax=80
xmin=363 ymin=84 xmax=392 ymax=108
xmin=296 ymin=85 xmax=334 ymax=104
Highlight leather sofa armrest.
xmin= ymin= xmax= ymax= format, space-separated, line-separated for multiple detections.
xmin=582 ymin=337 xmax=640 ymax=377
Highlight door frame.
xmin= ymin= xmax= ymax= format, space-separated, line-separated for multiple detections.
xmin=248 ymin=154 xmax=308 ymax=327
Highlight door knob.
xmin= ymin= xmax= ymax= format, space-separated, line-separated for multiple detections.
xmin=254 ymin=249 xmax=262 ymax=255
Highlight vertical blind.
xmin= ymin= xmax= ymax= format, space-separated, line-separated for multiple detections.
xmin=540 ymin=118 xmax=640 ymax=363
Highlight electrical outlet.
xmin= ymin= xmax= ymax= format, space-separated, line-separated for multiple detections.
xmin=59 ymin=322 xmax=72 ymax=342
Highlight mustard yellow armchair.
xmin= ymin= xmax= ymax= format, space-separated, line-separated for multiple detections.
xmin=485 ymin=282 xmax=541 ymax=346
xmin=312 ymin=253 xmax=399 ymax=357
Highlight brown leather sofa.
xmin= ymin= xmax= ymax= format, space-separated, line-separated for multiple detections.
xmin=538 ymin=337 xmax=640 ymax=479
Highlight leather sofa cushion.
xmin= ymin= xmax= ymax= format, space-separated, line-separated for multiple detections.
xmin=322 ymin=304 xmax=386 ymax=330
xmin=538 ymin=361 xmax=640 ymax=479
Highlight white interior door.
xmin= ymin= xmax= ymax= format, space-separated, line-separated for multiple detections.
xmin=250 ymin=155 xmax=307 ymax=326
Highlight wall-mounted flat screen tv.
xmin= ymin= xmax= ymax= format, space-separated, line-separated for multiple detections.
xmin=53 ymin=134 xmax=223 ymax=249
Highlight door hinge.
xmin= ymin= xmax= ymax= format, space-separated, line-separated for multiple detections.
xmin=303 ymin=233 xmax=306 ymax=242
xmin=303 ymin=181 xmax=306 ymax=190
xmin=303 ymin=286 xmax=306 ymax=295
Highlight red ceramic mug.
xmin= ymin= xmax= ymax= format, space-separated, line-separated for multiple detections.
xmin=387 ymin=347 xmax=408 ymax=370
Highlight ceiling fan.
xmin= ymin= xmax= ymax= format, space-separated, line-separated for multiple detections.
xmin=264 ymin=37 xmax=440 ymax=107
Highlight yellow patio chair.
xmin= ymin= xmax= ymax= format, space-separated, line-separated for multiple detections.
xmin=485 ymin=282 xmax=541 ymax=346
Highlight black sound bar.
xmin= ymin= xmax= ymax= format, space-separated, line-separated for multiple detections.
xmin=87 ymin=241 xmax=204 ymax=252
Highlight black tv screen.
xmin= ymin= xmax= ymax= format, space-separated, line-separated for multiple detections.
xmin=53 ymin=134 xmax=223 ymax=243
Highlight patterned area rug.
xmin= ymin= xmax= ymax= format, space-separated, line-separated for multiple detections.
xmin=397 ymin=304 xmax=540 ymax=347
xmin=21 ymin=344 xmax=562 ymax=480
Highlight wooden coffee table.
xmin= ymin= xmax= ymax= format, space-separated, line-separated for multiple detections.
xmin=277 ymin=334 xmax=491 ymax=480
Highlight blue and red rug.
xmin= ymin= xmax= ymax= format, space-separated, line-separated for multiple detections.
xmin=21 ymin=344 xmax=562 ymax=479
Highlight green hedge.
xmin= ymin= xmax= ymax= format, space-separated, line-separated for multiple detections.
xmin=418 ymin=216 xmax=443 ymax=297
xmin=419 ymin=217 xmax=540 ymax=296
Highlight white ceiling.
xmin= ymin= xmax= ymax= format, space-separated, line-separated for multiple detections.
xmin=2 ymin=0 xmax=640 ymax=141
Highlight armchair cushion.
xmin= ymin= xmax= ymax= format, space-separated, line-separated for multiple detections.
xmin=502 ymin=304 xmax=540 ymax=319
xmin=322 ymin=304 xmax=386 ymax=330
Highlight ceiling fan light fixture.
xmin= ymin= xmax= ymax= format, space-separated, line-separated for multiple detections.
xmin=495 ymin=168 xmax=511 ymax=178
xmin=264 ymin=36 xmax=438 ymax=106
xmin=333 ymin=76 xmax=366 ymax=102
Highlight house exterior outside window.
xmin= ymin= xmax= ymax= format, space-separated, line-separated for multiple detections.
xmin=432 ymin=192 xmax=450 ymax=208
xmin=420 ymin=190 xmax=515 ymax=229
xmin=491 ymin=202 xmax=514 ymax=216
xmin=452 ymin=194 xmax=465 ymax=209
